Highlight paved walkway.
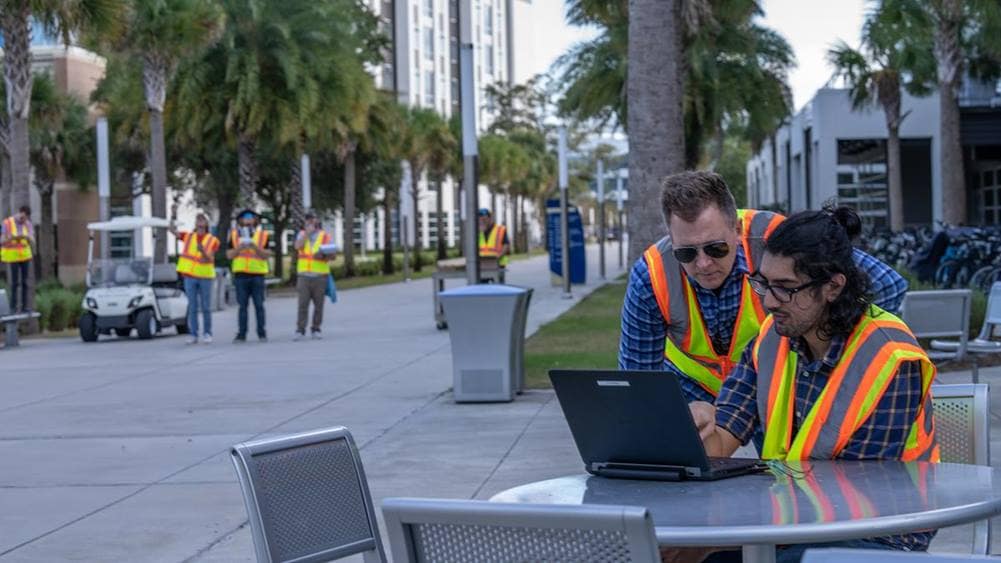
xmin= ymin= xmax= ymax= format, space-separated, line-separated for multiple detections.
xmin=0 ymin=245 xmax=625 ymax=562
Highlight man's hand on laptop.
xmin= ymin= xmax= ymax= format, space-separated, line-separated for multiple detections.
xmin=689 ymin=401 xmax=717 ymax=440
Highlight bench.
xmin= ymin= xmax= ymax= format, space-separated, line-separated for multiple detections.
xmin=0 ymin=289 xmax=41 ymax=348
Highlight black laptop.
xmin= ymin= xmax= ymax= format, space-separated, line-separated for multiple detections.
xmin=549 ymin=369 xmax=766 ymax=481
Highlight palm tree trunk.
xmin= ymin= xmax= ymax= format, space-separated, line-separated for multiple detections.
xmin=627 ymin=0 xmax=686 ymax=262
xmin=237 ymin=135 xmax=258 ymax=207
xmin=288 ymin=158 xmax=304 ymax=286
xmin=505 ymin=194 xmax=513 ymax=251
xmin=435 ymin=178 xmax=446 ymax=260
xmin=935 ymin=0 xmax=966 ymax=225
xmin=1 ymin=7 xmax=33 ymax=212
xmin=39 ymin=181 xmax=56 ymax=280
xmin=144 ymin=54 xmax=170 ymax=264
xmin=382 ymin=194 xmax=395 ymax=275
xmin=343 ymin=148 xmax=357 ymax=277
xmin=148 ymin=109 xmax=169 ymax=263
xmin=410 ymin=164 xmax=423 ymax=271
xmin=513 ymin=194 xmax=522 ymax=253
xmin=877 ymin=75 xmax=905 ymax=231
xmin=0 ymin=150 xmax=11 ymax=219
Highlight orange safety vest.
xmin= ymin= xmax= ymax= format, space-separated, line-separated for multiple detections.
xmin=753 ymin=306 xmax=939 ymax=462
xmin=297 ymin=230 xmax=332 ymax=275
xmin=1 ymin=216 xmax=33 ymax=263
xmin=479 ymin=224 xmax=508 ymax=266
xmin=643 ymin=209 xmax=784 ymax=395
xmin=176 ymin=231 xmax=220 ymax=279
xmin=229 ymin=227 xmax=270 ymax=275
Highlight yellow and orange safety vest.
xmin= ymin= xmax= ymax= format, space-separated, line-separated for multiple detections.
xmin=1 ymin=216 xmax=33 ymax=263
xmin=229 ymin=226 xmax=269 ymax=275
xmin=297 ymin=230 xmax=332 ymax=275
xmin=752 ymin=306 xmax=938 ymax=462
xmin=643 ymin=209 xmax=784 ymax=395
xmin=479 ymin=224 xmax=508 ymax=266
xmin=176 ymin=231 xmax=220 ymax=279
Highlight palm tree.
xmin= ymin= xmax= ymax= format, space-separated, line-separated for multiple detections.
xmin=115 ymin=0 xmax=223 ymax=263
xmin=28 ymin=78 xmax=94 ymax=280
xmin=0 ymin=0 xmax=122 ymax=212
xmin=627 ymin=0 xmax=687 ymax=260
xmin=883 ymin=0 xmax=1001 ymax=225
xmin=400 ymin=107 xmax=450 ymax=272
xmin=423 ymin=116 xmax=457 ymax=261
xmin=828 ymin=7 xmax=934 ymax=231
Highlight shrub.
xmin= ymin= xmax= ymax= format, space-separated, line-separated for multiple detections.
xmin=34 ymin=284 xmax=84 ymax=333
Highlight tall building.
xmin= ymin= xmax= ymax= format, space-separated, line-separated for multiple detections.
xmin=344 ymin=0 xmax=521 ymax=253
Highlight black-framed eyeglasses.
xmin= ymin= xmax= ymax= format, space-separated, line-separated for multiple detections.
xmin=672 ymin=241 xmax=731 ymax=264
xmin=748 ymin=275 xmax=828 ymax=303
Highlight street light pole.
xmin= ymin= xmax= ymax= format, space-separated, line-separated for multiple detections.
xmin=301 ymin=153 xmax=311 ymax=211
xmin=459 ymin=0 xmax=479 ymax=285
xmin=558 ymin=127 xmax=572 ymax=299
xmin=597 ymin=159 xmax=605 ymax=280
xmin=96 ymin=117 xmax=111 ymax=260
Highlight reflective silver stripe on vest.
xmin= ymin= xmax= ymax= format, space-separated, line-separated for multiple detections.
xmin=649 ymin=209 xmax=779 ymax=348
xmin=755 ymin=312 xmax=921 ymax=459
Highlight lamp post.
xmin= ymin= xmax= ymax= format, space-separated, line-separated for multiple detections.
xmin=96 ymin=117 xmax=111 ymax=260
xmin=558 ymin=127 xmax=571 ymax=299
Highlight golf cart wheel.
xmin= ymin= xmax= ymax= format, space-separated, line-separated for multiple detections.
xmin=79 ymin=313 xmax=99 ymax=342
xmin=176 ymin=323 xmax=189 ymax=335
xmin=136 ymin=309 xmax=158 ymax=340
xmin=114 ymin=328 xmax=132 ymax=338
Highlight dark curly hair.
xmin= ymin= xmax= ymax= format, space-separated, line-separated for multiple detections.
xmin=764 ymin=205 xmax=873 ymax=340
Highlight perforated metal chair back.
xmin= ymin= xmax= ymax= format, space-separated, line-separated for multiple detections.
xmin=931 ymin=383 xmax=991 ymax=554
xmin=230 ymin=427 xmax=386 ymax=563
xmin=901 ymin=290 xmax=971 ymax=361
xmin=978 ymin=282 xmax=1001 ymax=339
xmin=382 ymin=498 xmax=661 ymax=563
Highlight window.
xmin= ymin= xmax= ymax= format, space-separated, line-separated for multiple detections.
xmin=424 ymin=27 xmax=434 ymax=59
xmin=485 ymin=44 xmax=494 ymax=75
xmin=424 ymin=0 xmax=434 ymax=18
xmin=836 ymin=139 xmax=888 ymax=228
xmin=484 ymin=4 xmax=493 ymax=35
xmin=983 ymin=168 xmax=1001 ymax=225
xmin=424 ymin=70 xmax=436 ymax=106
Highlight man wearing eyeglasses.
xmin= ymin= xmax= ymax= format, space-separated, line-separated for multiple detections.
xmin=619 ymin=171 xmax=907 ymax=404
xmin=686 ymin=206 xmax=936 ymax=561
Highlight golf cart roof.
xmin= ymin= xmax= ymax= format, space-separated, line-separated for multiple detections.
xmin=87 ymin=216 xmax=172 ymax=232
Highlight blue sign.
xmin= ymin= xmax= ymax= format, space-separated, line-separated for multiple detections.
xmin=546 ymin=199 xmax=587 ymax=284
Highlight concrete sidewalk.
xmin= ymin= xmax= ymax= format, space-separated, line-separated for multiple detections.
xmin=0 ymin=244 xmax=625 ymax=562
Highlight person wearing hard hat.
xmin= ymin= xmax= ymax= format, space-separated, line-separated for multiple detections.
xmin=478 ymin=208 xmax=509 ymax=267
xmin=1 ymin=206 xmax=34 ymax=313
xmin=227 ymin=209 xmax=272 ymax=342
xmin=172 ymin=213 xmax=220 ymax=344
xmin=293 ymin=212 xmax=335 ymax=340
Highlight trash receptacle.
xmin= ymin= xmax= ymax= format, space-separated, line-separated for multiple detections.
xmin=439 ymin=284 xmax=532 ymax=403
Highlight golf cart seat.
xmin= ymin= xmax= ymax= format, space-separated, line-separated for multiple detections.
xmin=152 ymin=263 xmax=178 ymax=284
xmin=115 ymin=264 xmax=143 ymax=284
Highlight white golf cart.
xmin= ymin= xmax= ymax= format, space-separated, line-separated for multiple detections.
xmin=79 ymin=216 xmax=189 ymax=342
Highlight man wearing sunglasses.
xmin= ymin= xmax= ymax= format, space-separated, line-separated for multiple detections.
xmin=687 ymin=206 xmax=936 ymax=561
xmin=619 ymin=171 xmax=907 ymax=404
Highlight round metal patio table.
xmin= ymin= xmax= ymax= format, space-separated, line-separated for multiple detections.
xmin=490 ymin=461 xmax=1001 ymax=563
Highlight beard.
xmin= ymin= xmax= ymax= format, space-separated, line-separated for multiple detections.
xmin=770 ymin=307 xmax=824 ymax=339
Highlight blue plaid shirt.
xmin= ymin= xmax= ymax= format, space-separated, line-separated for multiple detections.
xmin=715 ymin=333 xmax=933 ymax=551
xmin=618 ymin=246 xmax=908 ymax=404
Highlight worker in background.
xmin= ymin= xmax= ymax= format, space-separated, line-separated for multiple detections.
xmin=1 ymin=206 xmax=34 ymax=313
xmin=172 ymin=213 xmax=220 ymax=344
xmin=478 ymin=208 xmax=509 ymax=267
xmin=294 ymin=212 xmax=334 ymax=340
xmin=227 ymin=209 xmax=272 ymax=343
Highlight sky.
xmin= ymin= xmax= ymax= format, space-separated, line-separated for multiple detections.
xmin=516 ymin=0 xmax=868 ymax=113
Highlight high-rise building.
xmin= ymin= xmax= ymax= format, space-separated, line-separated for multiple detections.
xmin=347 ymin=0 xmax=520 ymax=253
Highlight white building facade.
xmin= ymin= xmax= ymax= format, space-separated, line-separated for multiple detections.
xmin=329 ymin=0 xmax=529 ymax=254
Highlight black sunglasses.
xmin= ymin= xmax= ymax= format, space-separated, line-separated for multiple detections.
xmin=672 ymin=241 xmax=731 ymax=264
xmin=748 ymin=276 xmax=828 ymax=303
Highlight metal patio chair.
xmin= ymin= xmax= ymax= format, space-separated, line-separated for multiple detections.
xmin=231 ymin=427 xmax=386 ymax=563
xmin=382 ymin=498 xmax=660 ymax=563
